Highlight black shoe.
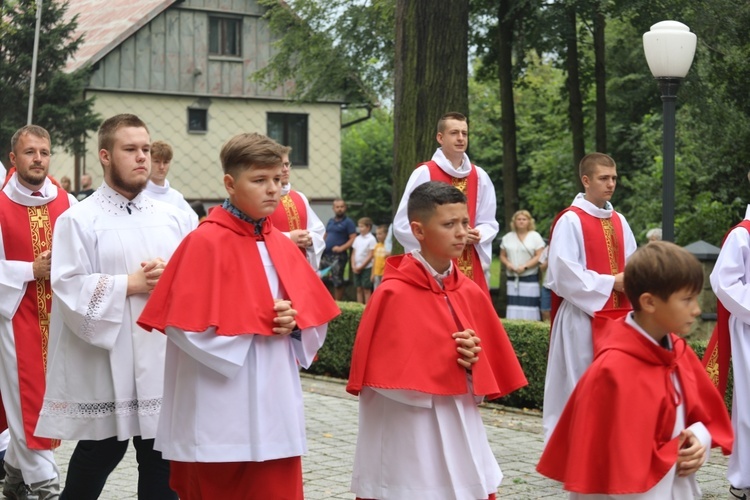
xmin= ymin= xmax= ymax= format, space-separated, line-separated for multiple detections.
xmin=731 ymin=485 xmax=750 ymax=500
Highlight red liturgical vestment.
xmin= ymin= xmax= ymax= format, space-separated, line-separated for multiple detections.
xmin=0 ymin=189 xmax=69 ymax=449
xmin=269 ymin=190 xmax=308 ymax=232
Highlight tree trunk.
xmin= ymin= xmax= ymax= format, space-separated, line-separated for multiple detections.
xmin=564 ymin=4 xmax=585 ymax=170
xmin=393 ymin=0 xmax=469 ymax=216
xmin=594 ymin=4 xmax=606 ymax=153
xmin=498 ymin=0 xmax=518 ymax=231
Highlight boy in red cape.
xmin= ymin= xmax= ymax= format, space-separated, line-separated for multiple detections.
xmin=346 ymin=181 xmax=527 ymax=500
xmin=138 ymin=132 xmax=340 ymax=499
xmin=537 ymin=241 xmax=733 ymax=498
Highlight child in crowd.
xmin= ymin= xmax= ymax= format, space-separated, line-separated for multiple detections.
xmin=370 ymin=224 xmax=390 ymax=290
xmin=537 ymin=241 xmax=733 ymax=499
xmin=137 ymin=132 xmax=340 ymax=499
xmin=347 ymin=181 xmax=527 ymax=499
xmin=351 ymin=217 xmax=376 ymax=303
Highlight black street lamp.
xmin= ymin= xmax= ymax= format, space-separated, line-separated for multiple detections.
xmin=642 ymin=21 xmax=696 ymax=243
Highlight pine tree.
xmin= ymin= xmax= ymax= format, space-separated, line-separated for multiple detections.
xmin=0 ymin=0 xmax=100 ymax=163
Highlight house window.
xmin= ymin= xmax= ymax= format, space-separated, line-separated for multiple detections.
xmin=209 ymin=17 xmax=241 ymax=57
xmin=188 ymin=108 xmax=208 ymax=133
xmin=267 ymin=113 xmax=308 ymax=166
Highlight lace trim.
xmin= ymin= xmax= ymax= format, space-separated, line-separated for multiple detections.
xmin=40 ymin=397 xmax=162 ymax=419
xmin=80 ymin=275 xmax=114 ymax=341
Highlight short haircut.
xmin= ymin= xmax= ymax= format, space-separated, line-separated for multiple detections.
xmin=624 ymin=241 xmax=704 ymax=311
xmin=11 ymin=125 xmax=50 ymax=152
xmin=579 ymin=152 xmax=616 ymax=180
xmin=98 ymin=114 xmax=148 ymax=152
xmin=376 ymin=224 xmax=388 ymax=233
xmin=407 ymin=181 xmax=467 ymax=223
xmin=358 ymin=217 xmax=373 ymax=228
xmin=437 ymin=112 xmax=467 ymax=134
xmin=280 ymin=145 xmax=292 ymax=156
xmin=151 ymin=141 xmax=173 ymax=161
xmin=511 ymin=210 xmax=536 ymax=232
xmin=646 ymin=227 xmax=663 ymax=241
xmin=219 ymin=132 xmax=285 ymax=176
xmin=333 ymin=197 xmax=345 ymax=205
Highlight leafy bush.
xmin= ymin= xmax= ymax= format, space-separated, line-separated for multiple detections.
xmin=306 ymin=303 xmax=732 ymax=412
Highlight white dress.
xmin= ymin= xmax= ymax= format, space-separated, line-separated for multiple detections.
xmin=393 ymin=148 xmax=499 ymax=288
xmin=500 ymin=230 xmax=545 ymax=320
xmin=35 ymin=182 xmax=194 ymax=441
xmin=0 ymin=175 xmax=76 ymax=484
xmin=156 ymin=243 xmax=327 ymax=462
xmin=710 ymin=205 xmax=750 ymax=488
xmin=542 ymin=194 xmax=636 ymax=442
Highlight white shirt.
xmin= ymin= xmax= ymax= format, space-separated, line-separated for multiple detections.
xmin=35 ymin=182 xmax=193 ymax=441
xmin=352 ymin=233 xmax=377 ymax=269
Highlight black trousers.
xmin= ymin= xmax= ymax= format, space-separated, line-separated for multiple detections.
xmin=60 ymin=436 xmax=177 ymax=500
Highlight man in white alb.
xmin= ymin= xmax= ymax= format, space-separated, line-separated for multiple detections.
xmin=143 ymin=140 xmax=199 ymax=226
xmin=35 ymin=114 xmax=194 ymax=500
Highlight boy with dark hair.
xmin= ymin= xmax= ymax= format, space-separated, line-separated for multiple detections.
xmin=351 ymin=216 xmax=376 ymax=304
xmin=538 ymin=241 xmax=733 ymax=499
xmin=347 ymin=181 xmax=527 ymax=499
xmin=138 ymin=132 xmax=340 ymax=499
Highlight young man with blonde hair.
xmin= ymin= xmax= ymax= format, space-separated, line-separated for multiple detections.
xmin=393 ymin=112 xmax=499 ymax=295
xmin=542 ymin=152 xmax=637 ymax=442
xmin=144 ymin=140 xmax=199 ymax=226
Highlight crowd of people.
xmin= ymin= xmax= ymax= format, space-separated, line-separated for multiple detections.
xmin=0 ymin=107 xmax=747 ymax=500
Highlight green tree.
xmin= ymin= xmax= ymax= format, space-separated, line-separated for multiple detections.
xmin=0 ymin=0 xmax=100 ymax=163
xmin=255 ymin=0 xmax=394 ymax=106
xmin=393 ymin=0 xmax=469 ymax=213
xmin=341 ymin=109 xmax=394 ymax=224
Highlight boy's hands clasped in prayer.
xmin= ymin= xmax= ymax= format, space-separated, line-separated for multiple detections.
xmin=453 ymin=329 xmax=481 ymax=370
xmin=273 ymin=299 xmax=298 ymax=335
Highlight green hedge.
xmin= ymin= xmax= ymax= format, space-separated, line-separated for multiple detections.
xmin=305 ymin=302 xmax=729 ymax=411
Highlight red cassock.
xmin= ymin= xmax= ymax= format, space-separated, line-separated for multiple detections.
xmin=138 ymin=206 xmax=339 ymax=336
xmin=346 ymin=253 xmax=527 ymax=399
xmin=537 ymin=311 xmax=734 ymax=495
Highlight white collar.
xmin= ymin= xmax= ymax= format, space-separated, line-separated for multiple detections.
xmin=98 ymin=181 xmax=152 ymax=215
xmin=430 ymin=148 xmax=472 ymax=178
xmin=625 ymin=312 xmax=672 ymax=350
xmin=281 ymin=183 xmax=292 ymax=196
xmin=146 ymin=179 xmax=171 ymax=194
xmin=571 ymin=192 xmax=614 ymax=219
xmin=411 ymin=249 xmax=453 ymax=288
xmin=2 ymin=173 xmax=57 ymax=206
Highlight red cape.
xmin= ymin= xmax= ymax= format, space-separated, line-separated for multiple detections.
xmin=138 ymin=207 xmax=340 ymax=336
xmin=537 ymin=312 xmax=734 ymax=494
xmin=346 ymin=254 xmax=527 ymax=399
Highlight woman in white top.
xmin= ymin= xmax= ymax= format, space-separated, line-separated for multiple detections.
xmin=499 ymin=210 xmax=545 ymax=320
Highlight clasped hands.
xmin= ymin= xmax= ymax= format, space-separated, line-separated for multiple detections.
xmin=454 ymin=329 xmax=481 ymax=370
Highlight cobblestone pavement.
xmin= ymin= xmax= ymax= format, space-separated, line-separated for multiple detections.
xmin=54 ymin=374 xmax=731 ymax=499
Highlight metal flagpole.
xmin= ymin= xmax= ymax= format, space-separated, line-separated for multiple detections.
xmin=27 ymin=0 xmax=43 ymax=125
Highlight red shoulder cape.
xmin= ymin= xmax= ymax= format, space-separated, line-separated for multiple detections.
xmin=537 ymin=312 xmax=734 ymax=494
xmin=138 ymin=207 xmax=340 ymax=336
xmin=346 ymin=254 xmax=527 ymax=399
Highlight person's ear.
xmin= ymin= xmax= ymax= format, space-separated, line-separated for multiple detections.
xmin=98 ymin=149 xmax=110 ymax=168
xmin=639 ymin=292 xmax=657 ymax=313
xmin=410 ymin=220 xmax=425 ymax=241
xmin=223 ymin=173 xmax=235 ymax=196
xmin=581 ymin=174 xmax=591 ymax=189
xmin=436 ymin=131 xmax=444 ymax=146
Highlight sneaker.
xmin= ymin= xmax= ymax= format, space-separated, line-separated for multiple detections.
xmin=731 ymin=486 xmax=750 ymax=500
xmin=3 ymin=481 xmax=39 ymax=500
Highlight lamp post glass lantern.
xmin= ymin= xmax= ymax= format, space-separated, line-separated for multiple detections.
xmin=642 ymin=21 xmax=696 ymax=243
